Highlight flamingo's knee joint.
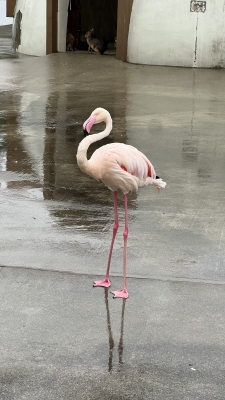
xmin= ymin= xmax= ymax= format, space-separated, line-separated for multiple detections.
xmin=123 ymin=229 xmax=129 ymax=239
xmin=113 ymin=223 xmax=119 ymax=233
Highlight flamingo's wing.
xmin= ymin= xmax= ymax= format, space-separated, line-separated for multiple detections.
xmin=116 ymin=144 xmax=156 ymax=180
xmin=90 ymin=143 xmax=156 ymax=180
xmin=88 ymin=143 xmax=160 ymax=193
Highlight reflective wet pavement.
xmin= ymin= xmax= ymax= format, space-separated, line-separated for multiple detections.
xmin=0 ymin=50 xmax=225 ymax=399
xmin=0 ymin=25 xmax=18 ymax=59
xmin=1 ymin=267 xmax=225 ymax=400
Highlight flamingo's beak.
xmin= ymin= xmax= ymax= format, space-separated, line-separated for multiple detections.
xmin=83 ymin=115 xmax=96 ymax=137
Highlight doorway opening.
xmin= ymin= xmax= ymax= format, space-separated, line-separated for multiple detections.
xmin=66 ymin=0 xmax=118 ymax=53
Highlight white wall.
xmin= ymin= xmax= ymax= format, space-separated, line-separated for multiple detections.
xmin=14 ymin=0 xmax=46 ymax=56
xmin=0 ymin=0 xmax=13 ymax=25
xmin=196 ymin=0 xmax=225 ymax=68
xmin=127 ymin=0 xmax=225 ymax=68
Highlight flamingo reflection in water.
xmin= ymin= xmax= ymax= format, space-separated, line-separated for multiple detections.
xmin=104 ymin=288 xmax=126 ymax=372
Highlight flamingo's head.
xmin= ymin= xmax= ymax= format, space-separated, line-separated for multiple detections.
xmin=83 ymin=108 xmax=110 ymax=136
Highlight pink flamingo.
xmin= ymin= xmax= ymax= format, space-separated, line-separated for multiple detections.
xmin=76 ymin=108 xmax=166 ymax=299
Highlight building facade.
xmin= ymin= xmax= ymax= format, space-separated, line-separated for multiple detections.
xmin=6 ymin=0 xmax=225 ymax=68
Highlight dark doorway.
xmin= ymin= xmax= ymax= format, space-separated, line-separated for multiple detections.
xmin=67 ymin=0 xmax=118 ymax=52
xmin=67 ymin=0 xmax=81 ymax=50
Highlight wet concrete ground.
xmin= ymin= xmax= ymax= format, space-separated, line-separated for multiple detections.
xmin=0 ymin=25 xmax=17 ymax=59
xmin=0 ymin=38 xmax=225 ymax=399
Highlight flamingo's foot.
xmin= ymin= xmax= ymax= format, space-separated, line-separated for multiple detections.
xmin=111 ymin=289 xmax=129 ymax=299
xmin=93 ymin=278 xmax=111 ymax=288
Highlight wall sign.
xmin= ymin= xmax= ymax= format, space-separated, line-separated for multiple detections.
xmin=190 ymin=1 xmax=206 ymax=12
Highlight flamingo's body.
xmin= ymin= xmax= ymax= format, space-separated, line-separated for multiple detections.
xmin=76 ymin=108 xmax=166 ymax=298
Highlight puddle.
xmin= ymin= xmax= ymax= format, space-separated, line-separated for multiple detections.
xmin=0 ymin=53 xmax=224 ymax=280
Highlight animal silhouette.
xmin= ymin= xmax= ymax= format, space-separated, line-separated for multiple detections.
xmin=66 ymin=32 xmax=75 ymax=51
xmin=85 ymin=28 xmax=107 ymax=55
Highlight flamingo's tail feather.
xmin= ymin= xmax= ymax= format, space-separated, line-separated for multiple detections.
xmin=144 ymin=177 xmax=166 ymax=190
xmin=153 ymin=178 xmax=166 ymax=189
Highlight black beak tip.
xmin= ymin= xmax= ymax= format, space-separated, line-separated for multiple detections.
xmin=83 ymin=128 xmax=89 ymax=137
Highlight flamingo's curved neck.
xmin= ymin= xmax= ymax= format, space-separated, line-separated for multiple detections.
xmin=76 ymin=116 xmax=112 ymax=174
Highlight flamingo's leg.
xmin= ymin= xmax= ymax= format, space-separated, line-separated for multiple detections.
xmin=93 ymin=191 xmax=119 ymax=288
xmin=111 ymin=194 xmax=129 ymax=299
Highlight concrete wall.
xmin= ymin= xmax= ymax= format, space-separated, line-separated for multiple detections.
xmin=127 ymin=0 xmax=225 ymax=68
xmin=0 ymin=0 xmax=13 ymax=25
xmin=14 ymin=0 xmax=46 ymax=56
xmin=196 ymin=1 xmax=225 ymax=68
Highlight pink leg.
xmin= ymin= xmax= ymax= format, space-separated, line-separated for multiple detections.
xmin=111 ymin=194 xmax=129 ymax=299
xmin=93 ymin=191 xmax=119 ymax=288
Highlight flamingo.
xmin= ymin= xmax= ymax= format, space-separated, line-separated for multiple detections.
xmin=76 ymin=108 xmax=166 ymax=299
